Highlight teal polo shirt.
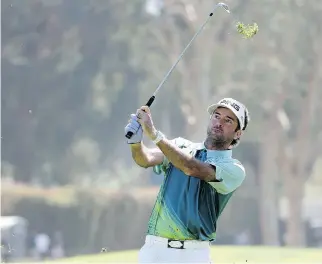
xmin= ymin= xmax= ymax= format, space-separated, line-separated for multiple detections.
xmin=147 ymin=137 xmax=246 ymax=241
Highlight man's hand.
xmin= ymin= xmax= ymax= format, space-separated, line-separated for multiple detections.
xmin=124 ymin=114 xmax=143 ymax=144
xmin=136 ymin=106 xmax=158 ymax=140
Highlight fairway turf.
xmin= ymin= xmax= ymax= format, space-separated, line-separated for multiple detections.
xmin=48 ymin=245 xmax=322 ymax=263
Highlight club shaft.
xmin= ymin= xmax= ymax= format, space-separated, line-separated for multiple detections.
xmin=125 ymin=3 xmax=229 ymax=139
xmin=153 ymin=17 xmax=210 ymax=96
xmin=152 ymin=3 xmax=225 ymax=97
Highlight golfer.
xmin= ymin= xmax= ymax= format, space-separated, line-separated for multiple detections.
xmin=125 ymin=98 xmax=250 ymax=263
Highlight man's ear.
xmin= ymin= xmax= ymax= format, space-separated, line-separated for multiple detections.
xmin=234 ymin=130 xmax=242 ymax=140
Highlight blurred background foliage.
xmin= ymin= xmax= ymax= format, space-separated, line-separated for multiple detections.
xmin=1 ymin=0 xmax=322 ymax=257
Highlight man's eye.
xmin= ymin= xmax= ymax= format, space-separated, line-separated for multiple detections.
xmin=226 ymin=119 xmax=233 ymax=124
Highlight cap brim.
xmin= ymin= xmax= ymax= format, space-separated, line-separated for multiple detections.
xmin=207 ymin=103 xmax=242 ymax=127
xmin=207 ymin=104 xmax=221 ymax=115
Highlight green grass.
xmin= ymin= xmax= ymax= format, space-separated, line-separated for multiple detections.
xmin=50 ymin=246 xmax=322 ymax=263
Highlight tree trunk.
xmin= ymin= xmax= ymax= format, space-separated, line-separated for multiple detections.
xmin=279 ymin=141 xmax=309 ymax=247
xmin=284 ymin=175 xmax=305 ymax=246
xmin=282 ymin=59 xmax=318 ymax=247
xmin=258 ymin=130 xmax=281 ymax=245
xmin=258 ymin=93 xmax=287 ymax=245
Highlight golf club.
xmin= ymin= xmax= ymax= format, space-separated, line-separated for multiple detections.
xmin=125 ymin=2 xmax=230 ymax=139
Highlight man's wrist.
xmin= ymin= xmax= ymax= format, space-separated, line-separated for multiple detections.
xmin=149 ymin=127 xmax=158 ymax=141
xmin=152 ymin=130 xmax=165 ymax=145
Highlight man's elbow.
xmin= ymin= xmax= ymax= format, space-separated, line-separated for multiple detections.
xmin=184 ymin=166 xmax=218 ymax=182
xmin=182 ymin=167 xmax=194 ymax=176
xmin=140 ymin=162 xmax=154 ymax=169
xmin=182 ymin=167 xmax=206 ymax=179
xmin=138 ymin=163 xmax=150 ymax=169
xmin=184 ymin=171 xmax=211 ymax=182
xmin=133 ymin=160 xmax=150 ymax=169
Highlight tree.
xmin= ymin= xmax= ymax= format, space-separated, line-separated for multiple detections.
xmin=1 ymin=0 xmax=151 ymax=185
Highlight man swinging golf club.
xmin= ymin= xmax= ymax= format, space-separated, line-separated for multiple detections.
xmin=124 ymin=97 xmax=250 ymax=263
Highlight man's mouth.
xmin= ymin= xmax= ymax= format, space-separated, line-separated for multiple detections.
xmin=212 ymin=128 xmax=223 ymax=133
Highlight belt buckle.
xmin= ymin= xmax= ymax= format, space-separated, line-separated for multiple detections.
xmin=167 ymin=239 xmax=184 ymax=249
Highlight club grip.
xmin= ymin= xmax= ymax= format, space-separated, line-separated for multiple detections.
xmin=125 ymin=96 xmax=156 ymax=139
xmin=125 ymin=131 xmax=134 ymax=139
xmin=145 ymin=96 xmax=155 ymax=107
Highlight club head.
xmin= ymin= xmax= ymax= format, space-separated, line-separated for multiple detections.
xmin=217 ymin=2 xmax=230 ymax=13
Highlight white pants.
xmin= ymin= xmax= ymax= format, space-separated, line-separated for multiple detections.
xmin=138 ymin=235 xmax=212 ymax=263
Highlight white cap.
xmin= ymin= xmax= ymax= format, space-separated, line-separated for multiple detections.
xmin=207 ymin=98 xmax=249 ymax=130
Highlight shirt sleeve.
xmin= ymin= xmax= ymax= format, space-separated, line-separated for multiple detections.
xmin=206 ymin=159 xmax=246 ymax=195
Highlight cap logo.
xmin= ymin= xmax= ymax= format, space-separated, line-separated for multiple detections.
xmin=220 ymin=99 xmax=240 ymax=111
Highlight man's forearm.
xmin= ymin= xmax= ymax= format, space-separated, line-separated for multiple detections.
xmin=130 ymin=143 xmax=152 ymax=168
xmin=156 ymin=137 xmax=198 ymax=175
xmin=155 ymin=136 xmax=216 ymax=181
xmin=130 ymin=143 xmax=164 ymax=168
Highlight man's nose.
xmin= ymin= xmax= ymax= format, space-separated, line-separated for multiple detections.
xmin=216 ymin=118 xmax=224 ymax=126
xmin=215 ymin=119 xmax=223 ymax=127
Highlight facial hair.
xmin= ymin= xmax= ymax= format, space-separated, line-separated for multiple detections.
xmin=205 ymin=126 xmax=233 ymax=150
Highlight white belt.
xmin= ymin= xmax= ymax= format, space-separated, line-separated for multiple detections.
xmin=145 ymin=235 xmax=210 ymax=249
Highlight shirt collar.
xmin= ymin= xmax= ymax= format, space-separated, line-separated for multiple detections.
xmin=193 ymin=142 xmax=232 ymax=158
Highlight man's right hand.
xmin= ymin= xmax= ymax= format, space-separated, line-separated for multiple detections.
xmin=125 ymin=114 xmax=143 ymax=144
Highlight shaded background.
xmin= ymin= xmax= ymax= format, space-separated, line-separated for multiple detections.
xmin=1 ymin=0 xmax=322 ymax=261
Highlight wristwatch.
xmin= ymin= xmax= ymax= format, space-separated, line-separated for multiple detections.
xmin=152 ymin=130 xmax=165 ymax=144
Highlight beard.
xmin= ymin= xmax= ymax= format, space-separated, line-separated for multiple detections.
xmin=206 ymin=127 xmax=233 ymax=150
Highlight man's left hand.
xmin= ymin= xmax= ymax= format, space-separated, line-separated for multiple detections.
xmin=136 ymin=106 xmax=157 ymax=140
